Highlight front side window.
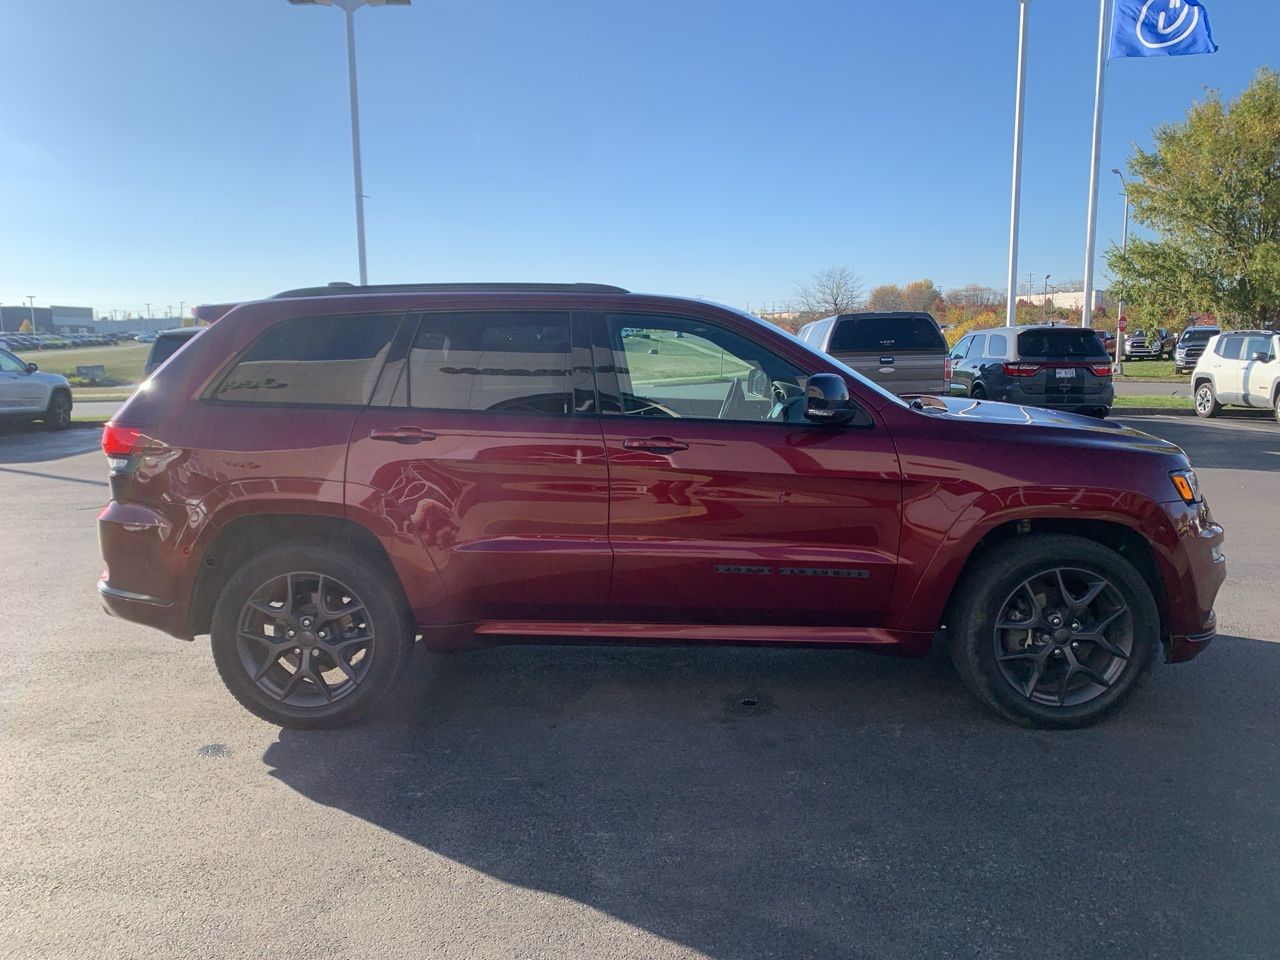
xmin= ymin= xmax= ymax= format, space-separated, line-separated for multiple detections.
xmin=0 ymin=349 xmax=25 ymax=373
xmin=604 ymin=314 xmax=809 ymax=423
xmin=1243 ymin=335 xmax=1273 ymax=360
xmin=949 ymin=337 xmax=971 ymax=360
xmin=401 ymin=311 xmax=573 ymax=415
xmin=214 ymin=313 xmax=398 ymax=405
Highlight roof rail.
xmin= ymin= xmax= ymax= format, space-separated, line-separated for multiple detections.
xmin=270 ymin=282 xmax=630 ymax=299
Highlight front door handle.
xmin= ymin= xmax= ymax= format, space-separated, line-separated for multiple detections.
xmin=369 ymin=426 xmax=437 ymax=444
xmin=623 ymin=436 xmax=689 ymax=454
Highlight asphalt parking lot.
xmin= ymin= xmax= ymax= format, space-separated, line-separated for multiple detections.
xmin=2 ymin=416 xmax=1277 ymax=960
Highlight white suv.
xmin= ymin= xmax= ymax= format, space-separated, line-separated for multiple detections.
xmin=1191 ymin=330 xmax=1280 ymax=424
xmin=0 ymin=347 xmax=73 ymax=429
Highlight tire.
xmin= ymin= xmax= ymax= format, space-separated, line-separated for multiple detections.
xmin=210 ymin=539 xmax=414 ymax=729
xmin=1273 ymin=390 xmax=1280 ymax=426
xmin=1194 ymin=381 xmax=1221 ymax=419
xmin=947 ymin=534 xmax=1159 ymax=729
xmin=970 ymin=384 xmax=987 ymax=401
xmin=42 ymin=391 xmax=71 ymax=431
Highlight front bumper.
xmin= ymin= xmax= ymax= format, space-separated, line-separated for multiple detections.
xmin=1157 ymin=499 xmax=1226 ymax=663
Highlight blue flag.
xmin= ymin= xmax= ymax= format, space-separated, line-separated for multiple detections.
xmin=1110 ymin=0 xmax=1217 ymax=59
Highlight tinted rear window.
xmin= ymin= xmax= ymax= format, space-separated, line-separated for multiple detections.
xmin=149 ymin=332 xmax=198 ymax=367
xmin=214 ymin=313 xmax=399 ymax=405
xmin=830 ymin=315 xmax=945 ymax=352
xmin=1017 ymin=329 xmax=1108 ymax=359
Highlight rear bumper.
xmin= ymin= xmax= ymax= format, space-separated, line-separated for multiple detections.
xmin=98 ymin=500 xmax=196 ymax=641
xmin=98 ymin=579 xmax=193 ymax=640
xmin=1000 ymin=382 xmax=1114 ymax=412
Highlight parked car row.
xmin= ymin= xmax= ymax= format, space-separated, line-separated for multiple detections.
xmin=797 ymin=312 xmax=1115 ymax=418
xmin=1122 ymin=327 xmax=1174 ymax=361
xmin=0 ymin=332 xmax=132 ymax=351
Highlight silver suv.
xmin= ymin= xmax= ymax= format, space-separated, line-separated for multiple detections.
xmin=796 ymin=311 xmax=947 ymax=395
xmin=0 ymin=347 xmax=73 ymax=429
xmin=1191 ymin=330 xmax=1280 ymax=423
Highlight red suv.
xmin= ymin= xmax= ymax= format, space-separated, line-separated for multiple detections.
xmin=98 ymin=283 xmax=1226 ymax=729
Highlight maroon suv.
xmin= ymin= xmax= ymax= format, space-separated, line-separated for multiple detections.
xmin=98 ymin=283 xmax=1226 ymax=729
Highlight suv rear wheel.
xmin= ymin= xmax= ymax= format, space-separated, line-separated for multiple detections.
xmin=1194 ymin=381 xmax=1221 ymax=418
xmin=210 ymin=540 xmax=414 ymax=729
xmin=42 ymin=391 xmax=71 ymax=431
xmin=947 ymin=534 xmax=1159 ymax=728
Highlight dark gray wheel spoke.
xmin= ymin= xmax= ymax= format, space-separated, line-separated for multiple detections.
xmin=1055 ymin=665 xmax=1075 ymax=706
xmin=1076 ymin=663 xmax=1113 ymax=689
xmin=997 ymin=650 xmax=1038 ymax=663
xmin=307 ymin=664 xmax=334 ymax=702
xmin=1024 ymin=651 xmax=1052 ymax=699
xmin=320 ymin=646 xmax=358 ymax=682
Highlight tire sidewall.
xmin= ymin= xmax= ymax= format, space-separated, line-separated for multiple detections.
xmin=210 ymin=541 xmax=412 ymax=728
xmin=950 ymin=535 xmax=1160 ymax=728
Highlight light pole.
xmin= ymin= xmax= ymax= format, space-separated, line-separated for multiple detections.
xmin=1111 ymin=168 xmax=1130 ymax=372
xmin=26 ymin=296 xmax=36 ymax=338
xmin=1043 ymin=274 xmax=1051 ymax=322
xmin=287 ymin=0 xmax=412 ymax=286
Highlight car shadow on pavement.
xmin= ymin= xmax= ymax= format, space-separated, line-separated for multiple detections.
xmin=0 ymin=422 xmax=104 ymax=464
xmin=263 ymin=636 xmax=1280 ymax=959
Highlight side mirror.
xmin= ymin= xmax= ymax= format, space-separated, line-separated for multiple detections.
xmin=746 ymin=366 xmax=770 ymax=398
xmin=1251 ymin=352 xmax=1271 ymax=363
xmin=805 ymin=373 xmax=857 ymax=425
xmin=25 ymin=362 xmax=38 ymax=373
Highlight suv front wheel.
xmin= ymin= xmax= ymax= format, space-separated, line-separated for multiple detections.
xmin=947 ymin=534 xmax=1159 ymax=728
xmin=210 ymin=540 xmax=414 ymax=729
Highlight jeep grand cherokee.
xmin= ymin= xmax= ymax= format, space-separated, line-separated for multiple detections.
xmin=98 ymin=283 xmax=1226 ymax=729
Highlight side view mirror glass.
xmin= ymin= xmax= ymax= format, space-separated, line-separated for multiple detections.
xmin=25 ymin=362 xmax=38 ymax=373
xmin=1251 ymin=352 xmax=1271 ymax=363
xmin=804 ymin=373 xmax=857 ymax=425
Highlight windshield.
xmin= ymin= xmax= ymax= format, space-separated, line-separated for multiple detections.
xmin=1181 ymin=329 xmax=1217 ymax=343
xmin=149 ymin=332 xmax=198 ymax=367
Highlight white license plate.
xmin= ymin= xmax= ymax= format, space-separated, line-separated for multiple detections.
xmin=1055 ymin=368 xmax=1077 ymax=379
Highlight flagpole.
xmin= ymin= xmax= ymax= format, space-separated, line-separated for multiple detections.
xmin=1080 ymin=0 xmax=1112 ymax=327
xmin=1005 ymin=0 xmax=1032 ymax=329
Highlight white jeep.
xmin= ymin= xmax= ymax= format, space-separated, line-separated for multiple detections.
xmin=1191 ymin=330 xmax=1280 ymax=424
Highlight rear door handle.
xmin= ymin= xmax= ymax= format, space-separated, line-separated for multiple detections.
xmin=369 ymin=426 xmax=437 ymax=444
xmin=622 ymin=436 xmax=689 ymax=454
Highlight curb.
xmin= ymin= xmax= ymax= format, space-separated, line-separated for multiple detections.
xmin=1111 ymin=407 xmax=1194 ymax=417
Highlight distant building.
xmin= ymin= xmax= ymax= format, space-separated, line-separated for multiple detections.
xmin=1022 ymin=290 xmax=1115 ymax=313
xmin=0 ymin=305 xmax=54 ymax=332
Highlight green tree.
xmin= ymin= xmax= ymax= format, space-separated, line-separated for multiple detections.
xmin=1108 ymin=69 xmax=1280 ymax=329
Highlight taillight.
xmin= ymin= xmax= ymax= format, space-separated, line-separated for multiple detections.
xmin=1002 ymin=362 xmax=1043 ymax=377
xmin=944 ymin=357 xmax=953 ymax=380
xmin=102 ymin=422 xmax=153 ymax=474
xmin=1088 ymin=363 xmax=1113 ymax=377
xmin=101 ymin=423 xmax=148 ymax=457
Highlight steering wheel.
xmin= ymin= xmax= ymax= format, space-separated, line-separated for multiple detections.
xmin=624 ymin=394 xmax=681 ymax=418
xmin=717 ymin=377 xmax=746 ymax=421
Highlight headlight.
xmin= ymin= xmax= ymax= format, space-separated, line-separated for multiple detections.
xmin=1170 ymin=468 xmax=1201 ymax=504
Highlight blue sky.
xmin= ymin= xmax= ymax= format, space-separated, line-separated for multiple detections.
xmin=1 ymin=0 xmax=1274 ymax=316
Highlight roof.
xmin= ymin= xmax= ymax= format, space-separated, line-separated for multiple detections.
xmin=270 ymin=282 xmax=630 ymax=299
